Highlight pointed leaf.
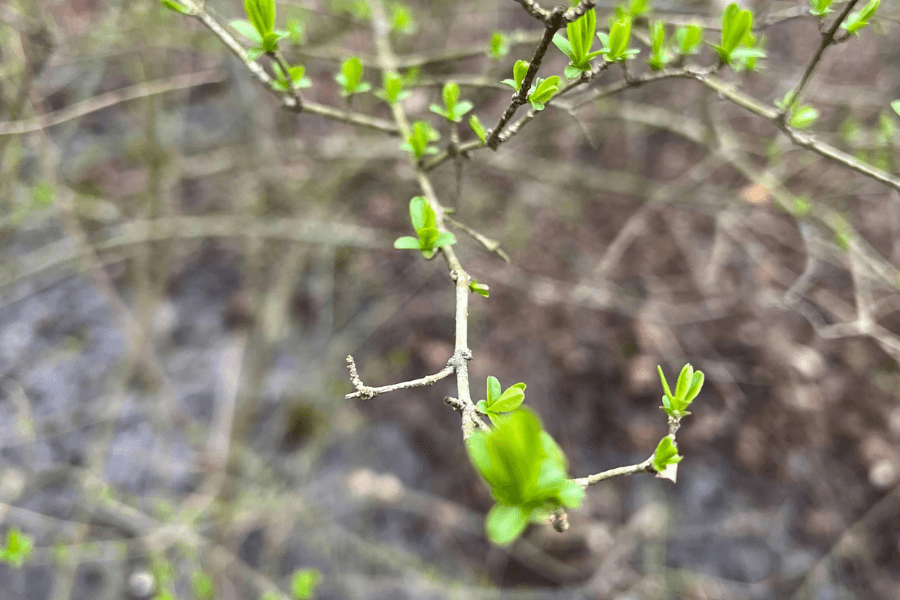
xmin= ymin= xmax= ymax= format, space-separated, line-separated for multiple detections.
xmin=230 ymin=19 xmax=264 ymax=44
xmin=552 ymin=34 xmax=576 ymax=62
xmin=432 ymin=232 xmax=456 ymax=249
xmin=487 ymin=376 xmax=501 ymax=404
xmin=657 ymin=366 xmax=674 ymax=400
xmin=409 ymin=196 xmax=426 ymax=231
xmin=491 ymin=388 xmax=525 ymax=413
xmin=485 ymin=504 xmax=529 ymax=546
xmin=469 ymin=114 xmax=487 ymax=143
xmin=394 ymin=236 xmax=421 ymax=250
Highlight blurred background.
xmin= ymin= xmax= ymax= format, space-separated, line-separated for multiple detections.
xmin=1 ymin=0 xmax=900 ymax=598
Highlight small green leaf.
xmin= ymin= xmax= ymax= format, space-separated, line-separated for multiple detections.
xmin=246 ymin=46 xmax=265 ymax=61
xmin=657 ymin=365 xmax=674 ymax=400
xmin=675 ymin=364 xmax=693 ymax=400
xmin=244 ymin=0 xmax=276 ymax=38
xmin=161 ymin=0 xmax=192 ymax=14
xmin=809 ymin=0 xmax=834 ymax=17
xmin=529 ymin=76 xmax=560 ymax=104
xmin=513 ymin=60 xmax=529 ymax=91
xmin=0 ymin=528 xmax=34 ymax=567
xmin=287 ymin=17 xmax=304 ymax=43
xmin=675 ymin=24 xmax=703 ymax=55
xmin=390 ymin=3 xmax=416 ymax=34
xmin=487 ymin=376 xmax=501 ymax=404
xmin=192 ymin=571 xmax=215 ymax=600
xmin=892 ymin=100 xmax=900 ymax=117
xmin=432 ymin=231 xmax=456 ymax=249
xmin=470 ymin=281 xmax=490 ymax=297
xmin=652 ymin=435 xmax=683 ymax=474
xmin=563 ymin=64 xmax=584 ymax=80
xmin=442 ymin=82 xmax=460 ymax=113
xmin=844 ymin=0 xmax=880 ymax=34
xmin=476 ymin=400 xmax=489 ymax=413
xmin=394 ymin=236 xmax=421 ymax=250
xmin=469 ymin=114 xmax=487 ymax=143
xmin=552 ymin=34 xmax=576 ymax=63
xmin=790 ymin=105 xmax=819 ymax=129
xmin=491 ymin=388 xmax=525 ymax=413
xmin=685 ymin=370 xmax=705 ymax=403
xmin=488 ymin=32 xmax=510 ymax=59
xmin=485 ymin=504 xmax=529 ymax=546
xmin=290 ymin=568 xmax=320 ymax=600
xmin=558 ymin=479 xmax=586 ymax=508
xmin=230 ymin=19 xmax=264 ymax=44
xmin=337 ymin=56 xmax=366 ymax=96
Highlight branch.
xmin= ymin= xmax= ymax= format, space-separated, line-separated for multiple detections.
xmin=563 ymin=1 xmax=597 ymax=23
xmin=0 ymin=70 xmax=226 ymax=136
xmin=191 ymin=8 xmax=399 ymax=135
xmin=344 ymin=355 xmax=455 ymax=400
xmin=485 ymin=7 xmax=564 ymax=149
xmin=694 ymin=73 xmax=900 ymax=193
xmin=444 ymin=215 xmax=511 ymax=262
xmin=779 ymin=0 xmax=861 ymax=115
xmin=575 ymin=456 xmax=654 ymax=487
xmin=364 ymin=0 xmax=487 ymax=439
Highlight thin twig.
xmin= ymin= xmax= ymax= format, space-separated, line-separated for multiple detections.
xmin=575 ymin=456 xmax=654 ymax=487
xmin=779 ymin=0 xmax=860 ymax=116
xmin=444 ymin=215 xmax=511 ymax=262
xmin=192 ymin=8 xmax=398 ymax=135
xmin=345 ymin=355 xmax=455 ymax=400
xmin=486 ymin=7 xmax=564 ymax=149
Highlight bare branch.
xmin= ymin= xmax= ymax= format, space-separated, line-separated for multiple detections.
xmin=345 ymin=355 xmax=455 ymax=400
xmin=444 ymin=215 xmax=511 ymax=262
xmin=575 ymin=456 xmax=654 ymax=487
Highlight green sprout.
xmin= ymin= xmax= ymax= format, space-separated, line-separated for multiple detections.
xmin=393 ymin=196 xmax=456 ymax=259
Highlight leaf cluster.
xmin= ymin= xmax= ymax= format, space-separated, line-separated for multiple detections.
xmin=476 ymin=376 xmax=525 ymax=425
xmin=400 ymin=121 xmax=440 ymax=161
xmin=375 ymin=72 xmax=413 ymax=105
xmin=230 ymin=0 xmax=288 ymax=56
xmin=469 ymin=278 xmax=490 ymax=297
xmin=335 ymin=57 xmax=371 ymax=96
xmin=597 ymin=11 xmax=639 ymax=63
xmin=553 ymin=9 xmax=605 ymax=79
xmin=809 ymin=0 xmax=834 ymax=17
xmin=0 ymin=528 xmax=34 ymax=568
xmin=501 ymin=61 xmax=560 ymax=111
xmin=488 ymin=32 xmax=510 ymax=60
xmin=843 ymin=0 xmax=880 ymax=34
xmin=429 ymin=83 xmax=473 ymax=123
xmin=713 ymin=3 xmax=766 ymax=67
xmin=272 ymin=63 xmax=312 ymax=92
xmin=657 ymin=364 xmax=704 ymax=419
xmin=291 ymin=568 xmax=320 ymax=600
xmin=652 ymin=435 xmax=683 ymax=479
xmin=393 ymin=197 xmax=456 ymax=259
xmin=467 ymin=408 xmax=585 ymax=545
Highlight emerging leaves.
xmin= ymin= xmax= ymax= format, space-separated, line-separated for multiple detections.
xmin=502 ymin=60 xmax=530 ymax=92
xmin=597 ymin=12 xmax=639 ymax=63
xmin=467 ymin=408 xmax=585 ymax=545
xmin=393 ymin=196 xmax=456 ymax=259
xmin=658 ymin=363 xmax=704 ymax=419
xmin=0 ymin=528 xmax=33 ymax=567
xmin=476 ymin=376 xmax=525 ymax=425
xmin=400 ymin=121 xmax=440 ymax=161
xmin=429 ymin=83 xmax=474 ymax=123
xmin=843 ymin=0 xmax=880 ymax=35
xmin=713 ymin=3 xmax=766 ymax=67
xmin=335 ymin=57 xmax=371 ymax=96
xmin=469 ymin=114 xmax=487 ymax=144
xmin=652 ymin=435 xmax=684 ymax=482
xmin=291 ymin=568 xmax=320 ymax=600
xmin=553 ymin=8 xmax=605 ymax=79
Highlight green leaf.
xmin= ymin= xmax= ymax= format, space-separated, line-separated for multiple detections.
xmin=685 ymin=370 xmax=705 ymax=403
xmin=394 ymin=236 xmax=421 ymax=250
xmin=230 ymin=19 xmax=264 ymax=44
xmin=192 ymin=571 xmax=215 ymax=600
xmin=337 ymin=57 xmax=365 ymax=95
xmin=675 ymin=364 xmax=693 ymax=400
xmin=552 ymin=34 xmax=576 ymax=63
xmin=648 ymin=21 xmax=670 ymax=70
xmin=563 ymin=64 xmax=584 ymax=80
xmin=470 ymin=280 xmax=490 ymax=297
xmin=442 ymin=82 xmax=460 ymax=113
xmin=487 ymin=376 xmax=501 ymax=404
xmin=433 ymin=232 xmax=456 ymax=249
xmin=488 ymin=32 xmax=510 ymax=59
xmin=809 ymin=0 xmax=834 ymax=17
xmin=790 ymin=105 xmax=819 ymax=129
xmin=287 ymin=17 xmax=304 ymax=43
xmin=891 ymin=100 xmax=900 ymax=117
xmin=0 ymin=528 xmax=34 ymax=567
xmin=161 ymin=0 xmax=192 ymax=14
xmin=652 ymin=435 xmax=683 ymax=474
xmin=246 ymin=46 xmax=265 ymax=61
xmin=390 ymin=3 xmax=416 ymax=34
xmin=530 ymin=76 xmax=560 ymax=104
xmin=244 ymin=0 xmax=275 ymax=38
xmin=844 ymin=0 xmax=880 ymax=33
xmin=558 ymin=479 xmax=586 ymax=508
xmin=657 ymin=365 xmax=674 ymax=400
xmin=513 ymin=60 xmax=529 ymax=92
xmin=290 ymin=568 xmax=320 ymax=600
xmin=491 ymin=388 xmax=525 ymax=413
xmin=409 ymin=196 xmax=426 ymax=230
xmin=469 ymin=114 xmax=487 ymax=143
xmin=476 ymin=400 xmax=489 ymax=413
xmin=676 ymin=24 xmax=703 ymax=55
xmin=485 ymin=504 xmax=529 ymax=546
xmin=602 ymin=14 xmax=634 ymax=62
